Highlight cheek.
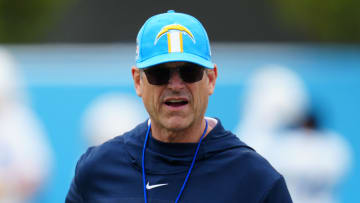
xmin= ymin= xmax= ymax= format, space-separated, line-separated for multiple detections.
xmin=191 ymin=84 xmax=209 ymax=110
xmin=142 ymin=86 xmax=161 ymax=112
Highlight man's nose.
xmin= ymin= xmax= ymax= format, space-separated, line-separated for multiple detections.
xmin=168 ymin=70 xmax=185 ymax=89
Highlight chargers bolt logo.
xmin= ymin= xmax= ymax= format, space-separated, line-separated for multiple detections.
xmin=154 ymin=24 xmax=195 ymax=53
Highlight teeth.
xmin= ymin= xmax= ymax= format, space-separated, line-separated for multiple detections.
xmin=168 ymin=99 xmax=184 ymax=103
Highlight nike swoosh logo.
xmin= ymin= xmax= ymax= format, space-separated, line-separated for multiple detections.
xmin=146 ymin=182 xmax=168 ymax=190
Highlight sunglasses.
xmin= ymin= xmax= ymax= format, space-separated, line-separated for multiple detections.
xmin=142 ymin=63 xmax=205 ymax=85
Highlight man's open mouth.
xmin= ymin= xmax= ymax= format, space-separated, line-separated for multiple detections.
xmin=164 ymin=99 xmax=189 ymax=107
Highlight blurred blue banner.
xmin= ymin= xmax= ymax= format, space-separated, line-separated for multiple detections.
xmin=4 ymin=43 xmax=359 ymax=203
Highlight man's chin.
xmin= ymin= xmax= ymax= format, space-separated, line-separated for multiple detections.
xmin=162 ymin=117 xmax=191 ymax=131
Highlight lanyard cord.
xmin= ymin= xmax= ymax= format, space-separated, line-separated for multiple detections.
xmin=142 ymin=120 xmax=152 ymax=203
xmin=142 ymin=119 xmax=208 ymax=203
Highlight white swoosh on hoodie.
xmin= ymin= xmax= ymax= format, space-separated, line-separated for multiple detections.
xmin=146 ymin=182 xmax=168 ymax=190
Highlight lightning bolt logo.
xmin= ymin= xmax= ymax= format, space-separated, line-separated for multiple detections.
xmin=154 ymin=24 xmax=195 ymax=53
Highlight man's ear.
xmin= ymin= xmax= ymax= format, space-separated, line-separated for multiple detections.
xmin=207 ymin=64 xmax=218 ymax=95
xmin=132 ymin=66 xmax=142 ymax=97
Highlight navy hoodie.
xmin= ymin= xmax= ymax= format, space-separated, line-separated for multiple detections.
xmin=66 ymin=119 xmax=292 ymax=203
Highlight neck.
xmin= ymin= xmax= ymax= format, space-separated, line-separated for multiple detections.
xmin=150 ymin=118 xmax=212 ymax=143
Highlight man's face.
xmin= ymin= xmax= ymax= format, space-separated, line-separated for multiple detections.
xmin=132 ymin=62 xmax=217 ymax=132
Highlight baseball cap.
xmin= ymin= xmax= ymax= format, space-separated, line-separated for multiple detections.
xmin=135 ymin=10 xmax=214 ymax=69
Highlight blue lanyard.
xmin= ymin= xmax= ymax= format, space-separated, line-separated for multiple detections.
xmin=142 ymin=119 xmax=208 ymax=203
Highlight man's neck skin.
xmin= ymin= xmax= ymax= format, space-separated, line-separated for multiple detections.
xmin=150 ymin=118 xmax=214 ymax=143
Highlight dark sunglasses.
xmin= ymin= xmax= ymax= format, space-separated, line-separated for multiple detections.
xmin=143 ymin=63 xmax=205 ymax=85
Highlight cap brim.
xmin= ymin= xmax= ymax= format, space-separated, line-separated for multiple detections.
xmin=136 ymin=53 xmax=214 ymax=69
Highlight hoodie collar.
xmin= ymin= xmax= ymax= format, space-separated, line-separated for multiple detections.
xmin=124 ymin=118 xmax=252 ymax=174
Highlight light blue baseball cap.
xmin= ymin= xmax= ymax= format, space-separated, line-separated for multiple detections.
xmin=135 ymin=10 xmax=214 ymax=69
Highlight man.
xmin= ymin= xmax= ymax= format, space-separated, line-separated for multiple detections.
xmin=66 ymin=10 xmax=292 ymax=203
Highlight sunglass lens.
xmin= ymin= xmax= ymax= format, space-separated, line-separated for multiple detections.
xmin=180 ymin=64 xmax=204 ymax=83
xmin=144 ymin=66 xmax=169 ymax=85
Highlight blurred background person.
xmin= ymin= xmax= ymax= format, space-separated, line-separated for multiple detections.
xmin=271 ymin=108 xmax=352 ymax=203
xmin=0 ymin=48 xmax=53 ymax=203
xmin=236 ymin=65 xmax=352 ymax=203
xmin=236 ymin=65 xmax=309 ymax=158
xmin=81 ymin=92 xmax=147 ymax=146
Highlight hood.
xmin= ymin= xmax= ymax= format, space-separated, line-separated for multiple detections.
xmin=123 ymin=118 xmax=253 ymax=175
